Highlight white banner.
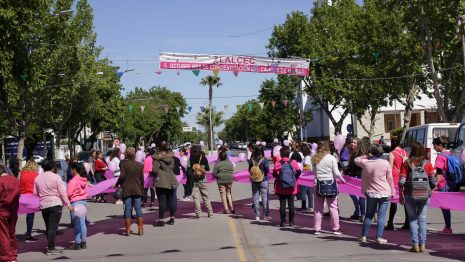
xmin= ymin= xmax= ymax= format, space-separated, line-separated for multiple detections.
xmin=159 ymin=52 xmax=310 ymax=76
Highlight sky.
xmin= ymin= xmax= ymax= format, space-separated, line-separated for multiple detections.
xmin=88 ymin=0 xmax=315 ymax=129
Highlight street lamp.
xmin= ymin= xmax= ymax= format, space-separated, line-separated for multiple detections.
xmin=54 ymin=9 xmax=73 ymax=16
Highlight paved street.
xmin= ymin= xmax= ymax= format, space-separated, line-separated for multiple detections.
xmin=16 ymin=164 xmax=465 ymax=262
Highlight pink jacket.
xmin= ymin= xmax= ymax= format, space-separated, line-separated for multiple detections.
xmin=143 ymin=155 xmax=153 ymax=174
xmin=273 ymin=158 xmax=300 ymax=195
xmin=355 ymin=155 xmax=395 ymax=196
xmin=66 ymin=176 xmax=89 ymax=203
xmin=34 ymin=171 xmax=70 ymax=209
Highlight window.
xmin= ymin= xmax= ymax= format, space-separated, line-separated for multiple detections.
xmin=455 ymin=125 xmax=465 ymax=147
xmin=416 ymin=128 xmax=425 ymax=145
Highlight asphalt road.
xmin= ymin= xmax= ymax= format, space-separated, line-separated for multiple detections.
xmin=16 ymin=162 xmax=465 ymax=262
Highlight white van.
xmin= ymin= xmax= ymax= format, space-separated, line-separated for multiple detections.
xmin=403 ymin=123 xmax=459 ymax=165
xmin=450 ymin=116 xmax=465 ymax=158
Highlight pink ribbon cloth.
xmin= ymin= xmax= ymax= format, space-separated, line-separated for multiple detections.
xmin=19 ymin=170 xmax=465 ymax=214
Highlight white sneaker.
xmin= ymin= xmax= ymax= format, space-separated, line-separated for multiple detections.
xmin=314 ymin=230 xmax=321 ymax=235
xmin=376 ymin=238 xmax=387 ymax=244
xmin=115 ymin=200 xmax=123 ymax=205
xmin=359 ymin=236 xmax=367 ymax=243
xmin=255 ymin=216 xmax=260 ymax=221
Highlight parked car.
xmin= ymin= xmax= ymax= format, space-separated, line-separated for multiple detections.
xmin=403 ymin=123 xmax=459 ymax=165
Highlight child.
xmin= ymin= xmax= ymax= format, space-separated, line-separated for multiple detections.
xmin=67 ymin=162 xmax=89 ymax=250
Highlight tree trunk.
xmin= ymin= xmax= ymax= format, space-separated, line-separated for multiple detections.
xmin=16 ymin=131 xmax=25 ymax=167
xmin=400 ymin=82 xmax=418 ymax=144
xmin=422 ymin=4 xmax=446 ymax=122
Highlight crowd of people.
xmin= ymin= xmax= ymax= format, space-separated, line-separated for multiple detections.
xmin=0 ymin=134 xmax=462 ymax=261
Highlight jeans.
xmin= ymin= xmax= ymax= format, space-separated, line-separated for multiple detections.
xmin=26 ymin=213 xmax=35 ymax=236
xmin=156 ymin=187 xmax=176 ymax=219
xmin=350 ymin=195 xmax=366 ymax=217
xmin=278 ymin=195 xmax=295 ymax=223
xmin=362 ymin=196 xmax=390 ymax=238
xmin=299 ymin=185 xmax=313 ymax=209
xmin=252 ymin=180 xmax=269 ymax=217
xmin=71 ymin=201 xmax=87 ymax=244
xmin=440 ymin=184 xmax=458 ymax=228
xmin=405 ymin=196 xmax=429 ymax=244
xmin=123 ymin=196 xmax=143 ymax=219
xmin=41 ymin=205 xmax=63 ymax=250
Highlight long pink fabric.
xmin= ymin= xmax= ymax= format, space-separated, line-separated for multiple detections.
xmin=19 ymin=169 xmax=465 ymax=214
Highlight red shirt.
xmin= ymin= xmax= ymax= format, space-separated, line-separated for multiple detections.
xmin=95 ymin=159 xmax=107 ymax=172
xmin=0 ymin=174 xmax=20 ymax=216
xmin=19 ymin=170 xmax=39 ymax=194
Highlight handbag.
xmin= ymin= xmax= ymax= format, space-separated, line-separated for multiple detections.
xmin=316 ymin=179 xmax=338 ymax=197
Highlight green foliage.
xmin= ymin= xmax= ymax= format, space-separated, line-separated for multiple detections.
xmin=117 ymin=86 xmax=187 ymax=146
xmin=222 ymin=76 xmax=302 ymax=142
xmin=0 ymin=0 xmax=124 ymax=157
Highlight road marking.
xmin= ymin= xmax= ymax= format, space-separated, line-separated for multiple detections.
xmin=228 ymin=217 xmax=247 ymax=262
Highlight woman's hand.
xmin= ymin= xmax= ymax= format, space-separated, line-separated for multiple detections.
xmin=68 ymin=205 xmax=74 ymax=212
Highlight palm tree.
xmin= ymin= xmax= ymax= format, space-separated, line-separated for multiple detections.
xmin=196 ymin=108 xmax=224 ymax=147
xmin=199 ymin=75 xmax=222 ymax=152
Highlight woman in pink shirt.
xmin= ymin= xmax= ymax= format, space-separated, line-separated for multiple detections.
xmin=273 ymin=146 xmax=301 ymax=227
xmin=355 ymin=144 xmax=394 ymax=244
xmin=67 ymin=163 xmax=89 ymax=250
xmin=34 ymin=159 xmax=73 ymax=255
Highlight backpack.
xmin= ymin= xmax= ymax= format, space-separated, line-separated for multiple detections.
xmin=249 ymin=158 xmax=264 ymax=183
xmin=405 ymin=160 xmax=431 ymax=201
xmin=440 ymin=153 xmax=463 ymax=189
xmin=280 ymin=160 xmax=296 ymax=189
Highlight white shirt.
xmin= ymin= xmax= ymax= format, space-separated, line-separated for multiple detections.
xmin=313 ymin=154 xmax=343 ymax=183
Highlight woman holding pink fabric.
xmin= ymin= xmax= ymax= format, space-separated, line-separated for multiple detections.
xmin=143 ymin=147 xmax=156 ymax=207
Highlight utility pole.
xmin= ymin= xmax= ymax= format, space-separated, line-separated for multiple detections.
xmin=298 ymin=80 xmax=304 ymax=141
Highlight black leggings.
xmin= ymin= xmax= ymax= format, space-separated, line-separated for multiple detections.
xmin=156 ymin=187 xmax=176 ymax=219
xmin=143 ymin=188 xmax=155 ymax=204
xmin=184 ymin=175 xmax=193 ymax=197
xmin=94 ymin=172 xmax=106 ymax=201
xmin=279 ymin=195 xmax=295 ymax=223
xmin=41 ymin=206 xmax=63 ymax=250
xmin=388 ymin=203 xmax=409 ymax=226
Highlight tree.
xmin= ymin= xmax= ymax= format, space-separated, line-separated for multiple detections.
xmin=199 ymin=75 xmax=222 ymax=151
xmin=268 ymin=4 xmax=363 ymax=135
xmin=117 ymin=86 xmax=187 ymax=147
xmin=196 ymin=108 xmax=224 ymax=146
xmin=402 ymin=1 xmax=465 ymax=123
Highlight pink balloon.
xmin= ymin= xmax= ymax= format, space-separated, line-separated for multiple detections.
xmin=311 ymin=143 xmax=318 ymax=151
xmin=135 ymin=150 xmax=145 ymax=163
xmin=119 ymin=143 xmax=127 ymax=153
xmin=334 ymin=135 xmax=345 ymax=151
xmin=461 ymin=150 xmax=465 ymax=162
xmin=272 ymin=146 xmax=282 ymax=158
xmin=311 ymin=149 xmax=316 ymax=156
xmin=119 ymin=154 xmax=125 ymax=161
xmin=83 ymin=162 xmax=91 ymax=174
xmin=73 ymin=204 xmax=86 ymax=217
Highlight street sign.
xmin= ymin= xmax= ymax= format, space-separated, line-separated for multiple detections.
xmin=182 ymin=126 xmax=193 ymax=132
